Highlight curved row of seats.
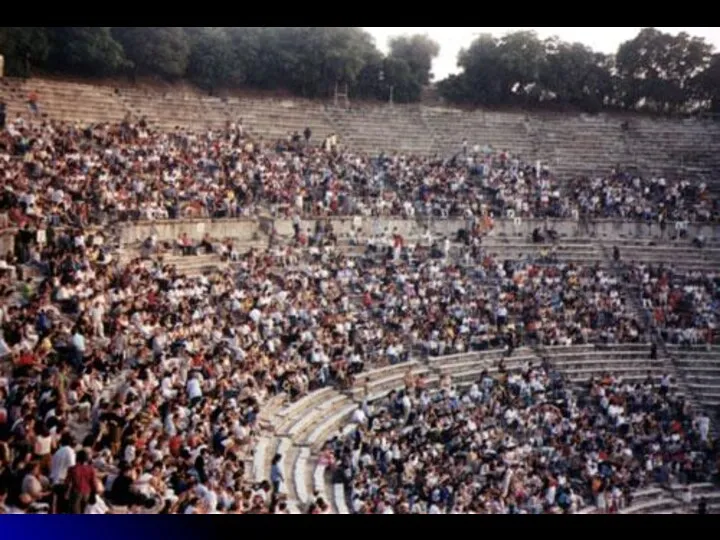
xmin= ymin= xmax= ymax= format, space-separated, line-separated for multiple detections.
xmin=668 ymin=345 xmax=720 ymax=408
xmin=577 ymin=483 xmax=720 ymax=514
xmin=252 ymin=341 xmax=705 ymax=514
xmin=252 ymin=387 xmax=356 ymax=513
xmin=480 ymin=237 xmax=605 ymax=265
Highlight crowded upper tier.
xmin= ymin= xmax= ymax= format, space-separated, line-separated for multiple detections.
xmin=0 ymin=115 xmax=717 ymax=228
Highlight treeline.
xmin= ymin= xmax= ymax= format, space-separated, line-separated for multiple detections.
xmin=0 ymin=27 xmax=439 ymax=102
xmin=438 ymin=28 xmax=720 ymax=114
xmin=1 ymin=27 xmax=719 ymax=113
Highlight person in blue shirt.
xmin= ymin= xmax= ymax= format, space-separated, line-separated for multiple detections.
xmin=270 ymin=454 xmax=284 ymax=494
xmin=71 ymin=326 xmax=86 ymax=372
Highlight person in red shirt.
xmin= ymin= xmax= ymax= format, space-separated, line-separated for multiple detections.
xmin=169 ymin=434 xmax=183 ymax=458
xmin=16 ymin=350 xmax=36 ymax=368
xmin=66 ymin=450 xmax=97 ymax=514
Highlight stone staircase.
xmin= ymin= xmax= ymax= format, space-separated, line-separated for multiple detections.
xmin=326 ymin=104 xmax=436 ymax=156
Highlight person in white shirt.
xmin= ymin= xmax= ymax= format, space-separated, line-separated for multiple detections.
xmin=50 ymin=433 xmax=76 ymax=512
xmin=697 ymin=414 xmax=710 ymax=443
xmin=50 ymin=433 xmax=76 ymax=486
xmin=90 ymin=301 xmax=105 ymax=339
xmin=84 ymin=493 xmax=110 ymax=514
xmin=351 ymin=406 xmax=367 ymax=426
xmin=187 ymin=373 xmax=203 ymax=407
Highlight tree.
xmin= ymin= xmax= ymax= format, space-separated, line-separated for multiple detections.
xmin=4 ymin=26 xmax=716 ymax=113
xmin=539 ymin=39 xmax=614 ymax=110
xmin=45 ymin=27 xmax=128 ymax=76
xmin=185 ymin=27 xmax=242 ymax=90
xmin=616 ymin=27 xmax=713 ymax=113
xmin=436 ymin=31 xmax=549 ymax=106
xmin=111 ymin=27 xmax=190 ymax=78
xmin=292 ymin=27 xmax=379 ymax=97
xmin=388 ymin=34 xmax=440 ymax=85
xmin=699 ymin=54 xmax=720 ymax=113
xmin=381 ymin=57 xmax=422 ymax=103
xmin=351 ymin=49 xmax=385 ymax=100
xmin=436 ymin=73 xmax=472 ymax=104
xmin=0 ymin=27 xmax=50 ymax=76
xmin=497 ymin=31 xmax=546 ymax=104
xmin=217 ymin=27 xmax=381 ymax=98
xmin=445 ymin=33 xmax=507 ymax=105
xmin=223 ymin=27 xmax=268 ymax=88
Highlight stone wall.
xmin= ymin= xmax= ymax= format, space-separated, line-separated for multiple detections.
xmin=121 ymin=217 xmax=720 ymax=244
xmin=117 ymin=218 xmax=259 ymax=245
xmin=1 ymin=218 xmax=717 ymax=257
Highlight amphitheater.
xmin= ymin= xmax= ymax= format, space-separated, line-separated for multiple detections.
xmin=2 ymin=76 xmax=720 ymax=514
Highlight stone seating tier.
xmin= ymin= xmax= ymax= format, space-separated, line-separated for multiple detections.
xmin=252 ymin=341 xmax=705 ymax=513
xmin=3 ymin=77 xmax=719 ymax=182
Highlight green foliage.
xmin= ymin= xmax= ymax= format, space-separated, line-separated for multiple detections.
xmin=185 ymin=27 xmax=242 ymax=89
xmin=616 ymin=28 xmax=713 ymax=113
xmin=388 ymin=34 xmax=440 ymax=85
xmin=0 ymin=27 xmax=50 ymax=76
xmin=699 ymin=54 xmax=720 ymax=113
xmin=438 ymin=27 xmax=717 ymax=115
xmin=539 ymin=39 xmax=615 ymax=109
xmin=454 ymin=34 xmax=507 ymax=105
xmin=45 ymin=27 xmax=129 ymax=76
xmin=111 ymin=27 xmax=189 ymax=78
xmin=0 ymin=27 xmax=718 ymax=113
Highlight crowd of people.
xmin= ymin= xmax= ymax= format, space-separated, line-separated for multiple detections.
xmin=632 ymin=263 xmax=719 ymax=346
xmin=0 ymin=113 xmax=718 ymax=515
xmin=0 ymin=115 xmax=717 ymax=230
xmin=325 ymin=361 xmax=717 ymax=514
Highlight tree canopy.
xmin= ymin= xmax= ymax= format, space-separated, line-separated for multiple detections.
xmin=615 ymin=28 xmax=713 ymax=113
xmin=0 ymin=27 xmax=438 ymax=102
xmin=0 ymin=27 xmax=717 ymax=113
xmin=438 ymin=27 xmax=717 ymax=114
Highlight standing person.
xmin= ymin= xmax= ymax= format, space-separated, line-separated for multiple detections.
xmin=697 ymin=413 xmax=710 ymax=444
xmin=270 ymin=454 xmax=284 ymax=494
xmin=50 ymin=433 xmax=76 ymax=513
xmin=16 ymin=224 xmax=35 ymax=264
xmin=698 ymin=497 xmax=707 ymax=515
xmin=659 ymin=373 xmax=671 ymax=397
xmin=71 ymin=326 xmax=86 ymax=373
xmin=0 ymin=102 xmax=6 ymax=130
xmin=33 ymin=424 xmax=54 ymax=474
xmin=27 ymin=90 xmax=39 ymax=115
xmin=65 ymin=450 xmax=96 ymax=514
xmin=90 ymin=301 xmax=105 ymax=339
xmin=187 ymin=372 xmax=203 ymax=408
xmin=292 ymin=213 xmax=301 ymax=240
xmin=304 ymin=127 xmax=312 ymax=146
